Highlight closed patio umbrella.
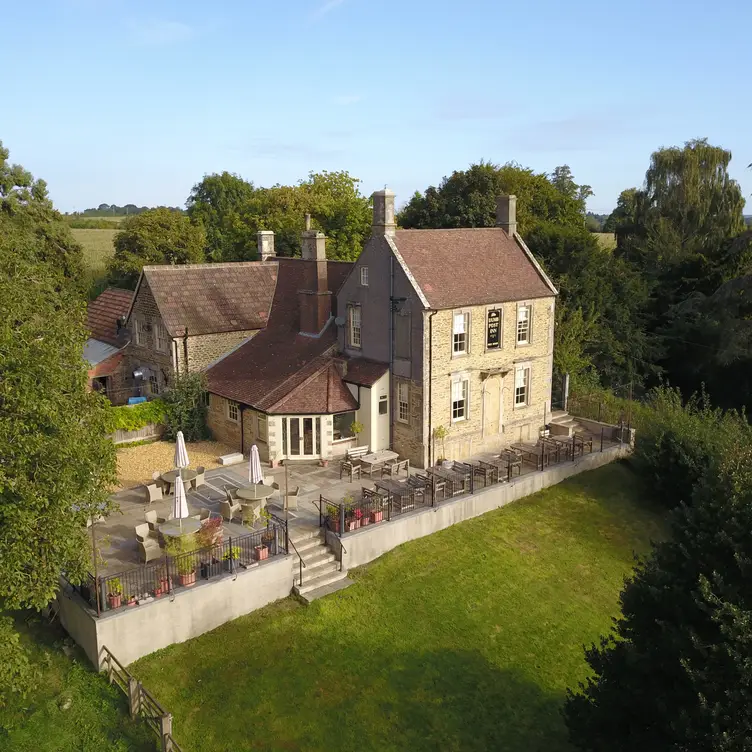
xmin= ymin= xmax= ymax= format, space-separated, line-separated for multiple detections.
xmin=174 ymin=431 xmax=190 ymax=530
xmin=249 ymin=444 xmax=263 ymax=485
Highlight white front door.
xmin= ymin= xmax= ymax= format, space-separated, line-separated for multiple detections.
xmin=282 ymin=416 xmax=321 ymax=459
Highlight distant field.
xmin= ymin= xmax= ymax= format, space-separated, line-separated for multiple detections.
xmin=72 ymin=228 xmax=117 ymax=273
xmin=594 ymin=232 xmax=616 ymax=251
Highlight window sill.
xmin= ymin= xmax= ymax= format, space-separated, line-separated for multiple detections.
xmin=332 ymin=436 xmax=356 ymax=444
xmin=513 ymin=403 xmax=529 ymax=410
xmin=515 ymin=342 xmax=532 ymax=348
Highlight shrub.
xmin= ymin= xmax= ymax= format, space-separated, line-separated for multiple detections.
xmin=0 ymin=617 xmax=38 ymax=708
xmin=105 ymin=399 xmax=166 ymax=433
xmin=161 ymin=373 xmax=210 ymax=442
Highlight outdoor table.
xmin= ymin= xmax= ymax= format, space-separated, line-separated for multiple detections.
xmin=160 ymin=469 xmax=197 ymax=495
xmin=237 ymin=484 xmax=276 ymax=503
xmin=159 ymin=518 xmax=201 ymax=538
xmin=474 ymin=461 xmax=500 ymax=486
xmin=510 ymin=443 xmax=548 ymax=471
xmin=427 ymin=467 xmax=465 ymax=496
xmin=549 ymin=435 xmax=578 ymax=459
xmin=375 ymin=479 xmax=416 ymax=513
xmin=360 ymin=449 xmax=399 ymax=477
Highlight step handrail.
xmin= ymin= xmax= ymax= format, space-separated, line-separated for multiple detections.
xmin=287 ymin=536 xmax=307 ymax=587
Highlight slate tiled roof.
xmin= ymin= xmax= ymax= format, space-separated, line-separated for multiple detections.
xmin=141 ymin=262 xmax=279 ymax=337
xmin=343 ymin=357 xmax=389 ymax=387
xmin=86 ymin=288 xmax=133 ymax=345
xmin=270 ymin=361 xmax=358 ymax=414
xmin=206 ymin=259 xmax=354 ymax=413
xmin=393 ymin=228 xmax=556 ymax=309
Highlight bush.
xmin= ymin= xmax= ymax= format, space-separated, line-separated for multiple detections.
xmin=632 ymin=387 xmax=751 ymax=509
xmin=104 ymin=399 xmax=166 ymax=433
xmin=0 ymin=616 xmax=38 ymax=708
xmin=162 ymin=373 xmax=209 ymax=442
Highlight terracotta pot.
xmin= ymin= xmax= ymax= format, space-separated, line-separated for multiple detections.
xmin=126 ymin=598 xmax=136 ymax=607
xmin=346 ymin=519 xmax=360 ymax=532
xmin=331 ymin=519 xmax=341 ymax=533
xmin=371 ymin=511 xmax=384 ymax=523
xmin=179 ymin=571 xmax=197 ymax=587
xmin=254 ymin=545 xmax=269 ymax=561
xmin=153 ymin=587 xmax=164 ymax=598
xmin=360 ymin=516 xmax=371 ymax=527
xmin=107 ymin=594 xmax=122 ymax=610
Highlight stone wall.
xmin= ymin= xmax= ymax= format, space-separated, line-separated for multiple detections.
xmin=207 ymin=393 xmax=242 ymax=449
xmin=176 ymin=330 xmax=258 ymax=373
xmin=392 ymin=377 xmax=425 ymax=467
xmin=424 ymin=297 xmax=555 ymax=462
xmin=57 ymin=555 xmax=294 ymax=668
xmin=340 ymin=443 xmax=630 ymax=570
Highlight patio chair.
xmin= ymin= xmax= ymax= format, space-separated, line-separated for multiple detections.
xmin=139 ymin=538 xmax=162 ymax=564
xmin=144 ymin=482 xmax=163 ymax=504
xmin=191 ymin=466 xmax=206 ymax=490
xmin=283 ymin=486 xmax=300 ymax=512
xmin=144 ymin=509 xmax=167 ymax=530
xmin=340 ymin=459 xmax=362 ymax=483
xmin=381 ymin=459 xmax=409 ymax=478
xmin=220 ymin=498 xmax=241 ymax=523
xmin=241 ymin=502 xmax=262 ymax=528
xmin=190 ymin=508 xmax=212 ymax=522
xmin=152 ymin=470 xmax=165 ymax=492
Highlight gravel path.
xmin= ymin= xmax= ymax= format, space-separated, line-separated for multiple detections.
xmin=116 ymin=440 xmax=234 ymax=490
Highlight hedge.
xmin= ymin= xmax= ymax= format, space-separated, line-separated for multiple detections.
xmin=105 ymin=399 xmax=167 ymax=433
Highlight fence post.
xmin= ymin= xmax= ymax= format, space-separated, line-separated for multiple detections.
xmin=600 ymin=427 xmax=604 ymax=452
xmin=160 ymin=713 xmax=173 ymax=752
xmin=128 ymin=677 xmax=140 ymax=719
xmin=106 ymin=650 xmax=114 ymax=685
xmin=339 ymin=504 xmax=345 ymax=535
xmin=318 ymin=495 xmax=323 ymax=528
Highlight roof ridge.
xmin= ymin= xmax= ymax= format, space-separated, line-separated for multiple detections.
xmin=396 ymin=227 xmax=506 ymax=232
xmin=142 ymin=261 xmax=277 ymax=272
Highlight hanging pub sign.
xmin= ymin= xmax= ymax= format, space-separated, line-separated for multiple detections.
xmin=486 ymin=309 xmax=501 ymax=349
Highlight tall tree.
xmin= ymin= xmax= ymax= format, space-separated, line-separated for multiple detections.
xmin=564 ymin=443 xmax=752 ymax=750
xmin=186 ymin=171 xmax=256 ymax=262
xmin=398 ymin=161 xmax=588 ymax=234
xmin=0 ymin=144 xmax=117 ymax=700
xmin=109 ymin=207 xmax=206 ymax=287
xmin=550 ymin=164 xmax=593 ymax=213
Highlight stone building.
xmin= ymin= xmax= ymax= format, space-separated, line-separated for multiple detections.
xmin=123 ymin=244 xmax=279 ymax=397
xmin=335 ymin=190 xmax=558 ymax=467
xmin=85 ymin=287 xmax=133 ymax=404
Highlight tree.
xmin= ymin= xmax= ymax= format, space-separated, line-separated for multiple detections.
xmin=564 ymin=442 xmax=752 ymax=750
xmin=0 ymin=141 xmax=84 ymax=286
xmin=550 ymin=164 xmax=593 ymax=213
xmin=0 ymin=149 xmax=117 ymax=615
xmin=162 ymin=372 xmax=210 ymax=442
xmin=186 ymin=171 xmax=256 ymax=262
xmin=398 ymin=161 xmax=589 ymax=234
xmin=603 ymin=188 xmax=638 ymax=234
xmin=109 ymin=207 xmax=206 ymax=288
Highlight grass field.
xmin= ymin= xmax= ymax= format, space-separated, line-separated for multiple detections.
xmin=0 ymin=614 xmax=153 ymax=751
xmin=72 ymin=228 xmax=117 ymax=273
xmin=133 ymin=462 xmax=665 ymax=752
xmin=593 ymin=232 xmax=616 ymax=251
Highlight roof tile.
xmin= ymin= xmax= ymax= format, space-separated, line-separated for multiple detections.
xmin=86 ymin=288 xmax=133 ymax=345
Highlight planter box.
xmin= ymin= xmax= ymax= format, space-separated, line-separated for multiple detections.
xmin=346 ymin=520 xmax=361 ymax=532
xmin=178 ymin=571 xmax=197 ymax=587
xmin=254 ymin=545 xmax=269 ymax=562
xmin=370 ymin=511 xmax=384 ymax=523
xmin=107 ymin=594 xmax=122 ymax=610
xmin=360 ymin=516 xmax=371 ymax=527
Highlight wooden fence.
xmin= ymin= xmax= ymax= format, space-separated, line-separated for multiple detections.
xmin=109 ymin=422 xmax=164 ymax=445
xmin=102 ymin=645 xmax=183 ymax=751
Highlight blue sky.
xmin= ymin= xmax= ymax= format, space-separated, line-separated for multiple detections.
xmin=3 ymin=0 xmax=751 ymax=214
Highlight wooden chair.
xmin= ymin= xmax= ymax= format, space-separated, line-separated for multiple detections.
xmin=144 ymin=483 xmax=163 ymax=504
xmin=382 ymin=459 xmax=409 ymax=478
xmin=340 ymin=460 xmax=362 ymax=482
xmin=191 ymin=466 xmax=206 ymax=490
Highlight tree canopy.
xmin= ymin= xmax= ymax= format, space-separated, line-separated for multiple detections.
xmin=397 ymin=161 xmax=589 ymax=234
xmin=109 ymin=207 xmax=206 ymax=288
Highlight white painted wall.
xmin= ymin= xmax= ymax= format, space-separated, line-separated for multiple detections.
xmin=372 ymin=372 xmax=390 ymax=451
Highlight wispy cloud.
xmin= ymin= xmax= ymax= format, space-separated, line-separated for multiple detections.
xmin=312 ymin=0 xmax=347 ymax=19
xmin=127 ymin=20 xmax=194 ymax=46
xmin=332 ymin=94 xmax=362 ymax=106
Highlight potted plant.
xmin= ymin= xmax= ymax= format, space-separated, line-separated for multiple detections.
xmin=166 ymin=535 xmax=198 ymax=587
xmin=346 ymin=507 xmax=362 ymax=532
xmin=433 ymin=425 xmax=450 ymax=467
xmin=124 ymin=591 xmax=137 ymax=607
xmin=326 ymin=504 xmax=341 ymax=533
xmin=360 ymin=507 xmax=371 ymax=527
xmin=370 ymin=496 xmax=384 ymax=524
xmin=350 ymin=420 xmax=364 ymax=440
xmin=222 ymin=546 xmax=241 ymax=572
xmin=196 ymin=516 xmax=223 ymax=578
xmin=254 ymin=544 xmax=269 ymax=561
xmin=107 ymin=578 xmax=123 ymax=610
xmin=176 ymin=557 xmax=197 ymax=586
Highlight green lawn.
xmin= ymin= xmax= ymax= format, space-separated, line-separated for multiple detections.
xmin=133 ymin=462 xmax=665 ymax=752
xmin=0 ymin=614 xmax=154 ymax=751
xmin=72 ymin=228 xmax=117 ymax=274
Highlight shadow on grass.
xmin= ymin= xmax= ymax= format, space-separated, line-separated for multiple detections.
xmin=169 ymin=635 xmax=570 ymax=752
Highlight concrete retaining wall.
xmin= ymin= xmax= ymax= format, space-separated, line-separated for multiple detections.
xmin=341 ymin=444 xmax=631 ymax=570
xmin=58 ymin=555 xmax=293 ymax=668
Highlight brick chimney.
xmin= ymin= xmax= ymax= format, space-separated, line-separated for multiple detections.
xmin=257 ymin=230 xmax=275 ymax=261
xmin=496 ymin=195 xmax=517 ymax=236
xmin=298 ymin=214 xmax=331 ymax=336
xmin=372 ymin=188 xmax=396 ymax=236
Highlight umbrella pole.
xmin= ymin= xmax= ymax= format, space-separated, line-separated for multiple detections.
xmin=179 ymin=467 xmax=183 ymax=532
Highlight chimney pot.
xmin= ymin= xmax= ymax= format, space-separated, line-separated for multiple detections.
xmin=496 ymin=195 xmax=517 ymax=236
xmin=257 ymin=230 xmax=275 ymax=261
xmin=372 ymin=188 xmax=396 ymax=237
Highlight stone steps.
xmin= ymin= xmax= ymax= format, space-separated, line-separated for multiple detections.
xmin=290 ymin=529 xmax=352 ymax=600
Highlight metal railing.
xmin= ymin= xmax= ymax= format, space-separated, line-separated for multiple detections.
xmin=67 ymin=518 xmax=289 ymax=616
xmin=102 ymin=644 xmax=182 ymax=751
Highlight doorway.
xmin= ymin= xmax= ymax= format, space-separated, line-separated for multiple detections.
xmin=281 ymin=416 xmax=322 ymax=459
xmin=483 ymin=376 xmax=501 ymax=436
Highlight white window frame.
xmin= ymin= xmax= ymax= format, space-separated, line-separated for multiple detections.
xmin=227 ymin=400 xmax=239 ymax=423
xmin=397 ymin=381 xmax=409 ymax=423
xmin=360 ymin=266 xmax=369 ymax=286
xmin=452 ymin=311 xmax=470 ymax=356
xmin=257 ymin=413 xmax=268 ymax=442
xmin=514 ymin=366 xmax=530 ymax=408
xmin=516 ymin=304 xmax=532 ymax=346
xmin=451 ymin=376 xmax=469 ymax=422
xmin=348 ymin=304 xmax=362 ymax=349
